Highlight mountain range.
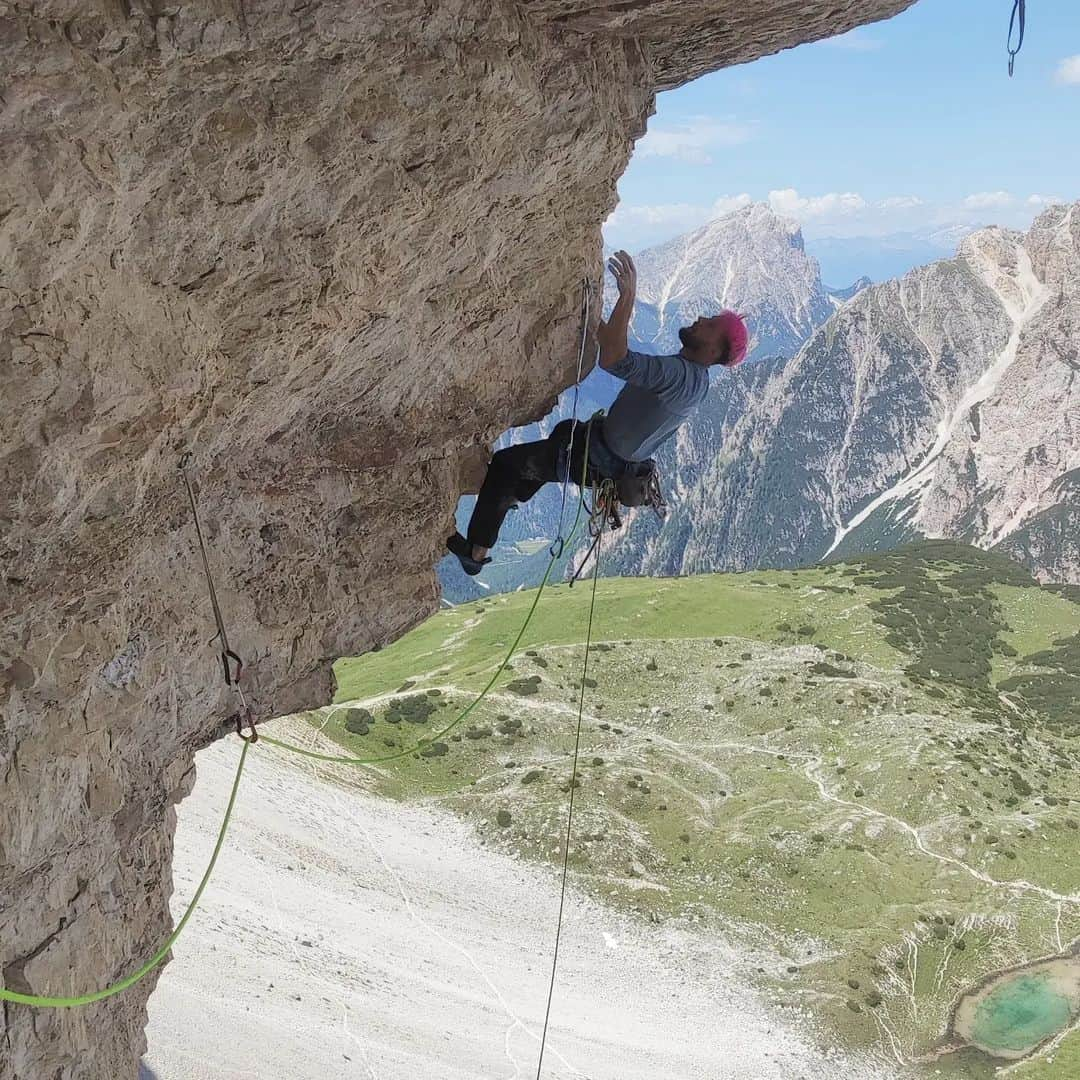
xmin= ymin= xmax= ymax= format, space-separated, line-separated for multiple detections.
xmin=609 ymin=203 xmax=1079 ymax=585
xmin=805 ymin=224 xmax=979 ymax=287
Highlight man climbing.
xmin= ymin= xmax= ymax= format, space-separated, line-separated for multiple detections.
xmin=446 ymin=251 xmax=750 ymax=575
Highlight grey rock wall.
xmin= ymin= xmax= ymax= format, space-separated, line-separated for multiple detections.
xmin=0 ymin=2 xmax=914 ymax=1075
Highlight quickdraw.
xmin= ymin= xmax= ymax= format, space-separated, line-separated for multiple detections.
xmin=1007 ymin=0 xmax=1025 ymax=77
xmin=178 ymin=452 xmax=257 ymax=742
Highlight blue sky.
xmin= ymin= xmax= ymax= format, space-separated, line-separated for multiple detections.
xmin=603 ymin=0 xmax=1080 ymax=251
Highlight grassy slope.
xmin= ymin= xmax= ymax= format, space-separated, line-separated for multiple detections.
xmin=305 ymin=541 xmax=1080 ymax=1078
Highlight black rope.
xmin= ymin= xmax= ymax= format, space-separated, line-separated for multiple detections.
xmin=535 ymin=530 xmax=602 ymax=1079
xmin=567 ymin=533 xmax=602 ymax=588
xmin=1007 ymin=0 xmax=1025 ymax=77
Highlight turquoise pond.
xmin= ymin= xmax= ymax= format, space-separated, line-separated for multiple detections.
xmin=969 ymin=973 xmax=1073 ymax=1056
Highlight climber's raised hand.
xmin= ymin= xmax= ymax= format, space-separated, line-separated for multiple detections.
xmin=608 ymin=250 xmax=637 ymax=303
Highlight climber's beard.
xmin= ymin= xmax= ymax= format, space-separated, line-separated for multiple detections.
xmin=678 ymin=324 xmax=701 ymax=350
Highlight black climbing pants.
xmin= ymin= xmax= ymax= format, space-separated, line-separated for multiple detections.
xmin=466 ymin=418 xmax=624 ymax=549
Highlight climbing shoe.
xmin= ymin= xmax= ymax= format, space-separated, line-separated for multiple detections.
xmin=446 ymin=532 xmax=491 ymax=576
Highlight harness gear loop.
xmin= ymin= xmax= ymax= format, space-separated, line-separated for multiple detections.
xmin=644 ymin=468 xmax=668 ymax=521
xmin=570 ymin=477 xmax=620 ymax=587
xmin=179 ymin=452 xmax=255 ymax=739
xmin=550 ymin=276 xmax=594 ymax=558
xmin=1007 ymin=0 xmax=1025 ymax=76
xmin=590 ymin=477 xmax=621 ymax=536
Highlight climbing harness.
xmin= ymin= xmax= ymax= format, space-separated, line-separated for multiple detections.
xmin=550 ymin=277 xmax=594 ymax=559
xmin=1007 ymin=0 xmax=1025 ymax=77
xmin=178 ymin=453 xmax=257 ymax=742
xmin=536 ymin=527 xmax=602 ymax=1079
xmin=567 ymin=445 xmax=667 ymax=588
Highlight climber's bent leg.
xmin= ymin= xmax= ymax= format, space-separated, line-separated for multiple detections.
xmin=465 ymin=435 xmax=557 ymax=551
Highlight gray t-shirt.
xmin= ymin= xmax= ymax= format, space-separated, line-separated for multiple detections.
xmin=602 ymin=349 xmax=710 ymax=461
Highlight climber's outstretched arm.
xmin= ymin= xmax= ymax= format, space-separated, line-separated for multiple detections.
xmin=597 ymin=250 xmax=636 ymax=370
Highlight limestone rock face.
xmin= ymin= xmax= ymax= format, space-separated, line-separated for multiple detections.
xmin=0 ymin=1 xmax=913 ymax=1075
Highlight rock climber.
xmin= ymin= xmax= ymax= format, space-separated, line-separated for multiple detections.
xmin=446 ymin=251 xmax=750 ymax=575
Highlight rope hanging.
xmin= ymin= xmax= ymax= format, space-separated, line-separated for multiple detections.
xmin=4 ymin=288 xmax=604 ymax=1018
xmin=1 ymin=459 xmax=260 ymax=1009
xmin=0 ymin=740 xmax=249 ymax=1008
xmin=535 ymin=529 xmax=602 ymax=1078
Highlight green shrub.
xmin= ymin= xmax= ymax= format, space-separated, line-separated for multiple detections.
xmin=809 ymin=661 xmax=855 ymax=678
xmin=344 ymin=708 xmax=374 ymax=735
xmin=385 ymin=694 xmax=437 ymax=725
xmin=506 ymin=675 xmax=542 ymax=696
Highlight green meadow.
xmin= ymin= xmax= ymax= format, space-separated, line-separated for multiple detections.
xmin=298 ymin=541 xmax=1080 ymax=1077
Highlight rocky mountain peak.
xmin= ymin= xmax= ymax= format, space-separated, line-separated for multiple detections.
xmin=612 ymin=202 xmax=832 ymax=358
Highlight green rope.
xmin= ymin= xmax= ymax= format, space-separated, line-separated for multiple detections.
xmin=258 ymin=420 xmax=597 ymax=769
xmin=1 ymin=415 xmax=598 ymax=1010
xmin=0 ymin=740 xmax=249 ymax=1009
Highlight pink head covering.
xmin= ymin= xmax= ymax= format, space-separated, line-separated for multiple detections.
xmin=717 ymin=310 xmax=749 ymax=366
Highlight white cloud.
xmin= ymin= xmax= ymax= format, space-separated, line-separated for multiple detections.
xmin=604 ymin=193 xmax=752 ymax=235
xmin=604 ymin=202 xmax=712 ymax=232
xmin=878 ymin=195 xmax=925 ymax=210
xmin=962 ymin=191 xmax=1015 ymax=210
xmin=768 ymin=188 xmax=867 ymax=218
xmin=1054 ymin=55 xmax=1080 ymax=85
xmin=636 ymin=116 xmax=752 ymax=165
xmin=604 ymin=188 xmax=1074 ymax=250
xmin=820 ymin=29 xmax=883 ymax=52
xmin=711 ymin=193 xmax=753 ymax=215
